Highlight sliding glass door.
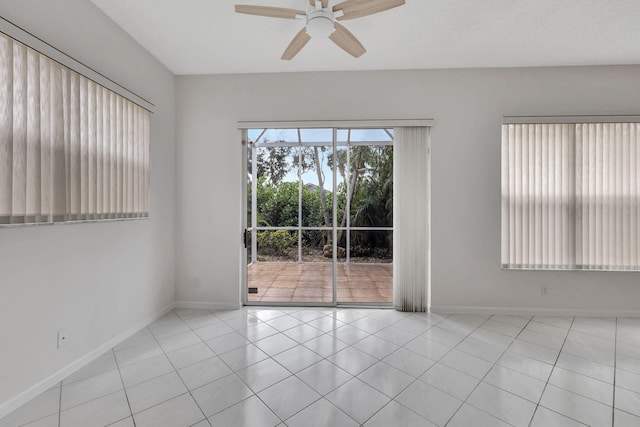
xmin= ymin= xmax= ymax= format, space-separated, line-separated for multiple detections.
xmin=243 ymin=127 xmax=393 ymax=306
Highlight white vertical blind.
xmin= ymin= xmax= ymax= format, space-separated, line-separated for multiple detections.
xmin=393 ymin=126 xmax=430 ymax=312
xmin=502 ymin=122 xmax=640 ymax=271
xmin=576 ymin=123 xmax=640 ymax=270
xmin=0 ymin=32 xmax=150 ymax=225
xmin=502 ymin=124 xmax=575 ymax=269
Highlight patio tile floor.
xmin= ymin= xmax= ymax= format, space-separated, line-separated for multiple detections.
xmin=248 ymin=263 xmax=392 ymax=304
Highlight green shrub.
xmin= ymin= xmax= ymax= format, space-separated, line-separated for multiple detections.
xmin=257 ymin=230 xmax=296 ymax=256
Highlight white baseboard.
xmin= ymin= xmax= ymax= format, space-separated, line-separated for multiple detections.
xmin=431 ymin=305 xmax=640 ymax=317
xmin=0 ymin=301 xmax=176 ymax=420
xmin=174 ymin=300 xmax=242 ymax=310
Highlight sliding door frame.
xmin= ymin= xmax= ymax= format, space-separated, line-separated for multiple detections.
xmin=239 ymin=120 xmax=433 ymax=308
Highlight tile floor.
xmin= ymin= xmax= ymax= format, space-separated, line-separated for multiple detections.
xmin=2 ymin=308 xmax=640 ymax=426
xmin=248 ymin=263 xmax=392 ymax=303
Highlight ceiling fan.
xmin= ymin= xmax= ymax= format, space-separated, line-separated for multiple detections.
xmin=235 ymin=0 xmax=405 ymax=60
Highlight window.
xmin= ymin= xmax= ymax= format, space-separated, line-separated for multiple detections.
xmin=0 ymin=32 xmax=150 ymax=225
xmin=502 ymin=122 xmax=640 ymax=271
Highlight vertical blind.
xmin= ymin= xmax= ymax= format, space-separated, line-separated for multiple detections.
xmin=576 ymin=123 xmax=639 ymax=270
xmin=502 ymin=122 xmax=640 ymax=270
xmin=0 ymin=32 xmax=150 ymax=225
xmin=394 ymin=126 xmax=430 ymax=312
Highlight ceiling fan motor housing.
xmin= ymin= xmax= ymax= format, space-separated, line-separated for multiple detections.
xmin=306 ymin=10 xmax=335 ymax=38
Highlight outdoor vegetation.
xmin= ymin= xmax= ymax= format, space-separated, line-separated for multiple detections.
xmin=249 ymin=141 xmax=393 ymax=263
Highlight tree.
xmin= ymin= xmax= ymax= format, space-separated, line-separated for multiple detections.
xmin=300 ymin=146 xmax=332 ymax=247
xmin=312 ymin=146 xmax=331 ymax=230
xmin=351 ymin=146 xmax=393 ymax=227
xmin=334 ymin=147 xmax=364 ymax=245
xmin=256 ymin=146 xmax=292 ymax=185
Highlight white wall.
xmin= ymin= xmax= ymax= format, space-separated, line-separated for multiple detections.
xmin=0 ymin=0 xmax=176 ymax=410
xmin=176 ymin=66 xmax=640 ymax=315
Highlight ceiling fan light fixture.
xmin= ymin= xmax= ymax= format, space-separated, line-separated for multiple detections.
xmin=305 ymin=10 xmax=335 ymax=38
xmin=235 ymin=0 xmax=406 ymax=59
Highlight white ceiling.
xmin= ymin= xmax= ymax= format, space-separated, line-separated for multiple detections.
xmin=90 ymin=0 xmax=640 ymax=75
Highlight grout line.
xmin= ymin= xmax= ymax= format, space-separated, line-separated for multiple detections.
xmin=55 ymin=371 xmax=133 ymax=415
xmin=57 ymin=381 xmax=62 ymax=427
xmin=112 ymin=347 xmax=137 ymax=427
xmin=312 ymin=398 xmax=361 ymax=426
xmin=527 ymin=316 xmax=577 ymax=427
xmin=612 ymin=317 xmax=618 ymax=426
xmin=546 ymin=352 xmax=615 ymax=382
xmin=53 ymin=387 xmax=127 ymax=421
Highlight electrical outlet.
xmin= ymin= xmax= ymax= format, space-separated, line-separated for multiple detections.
xmin=192 ymin=276 xmax=202 ymax=288
xmin=57 ymin=330 xmax=68 ymax=349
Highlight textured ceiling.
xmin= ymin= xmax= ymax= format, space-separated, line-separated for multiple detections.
xmin=90 ymin=0 xmax=640 ymax=75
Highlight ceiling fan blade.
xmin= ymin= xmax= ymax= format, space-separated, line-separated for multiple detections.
xmin=281 ymin=28 xmax=312 ymax=60
xmin=309 ymin=0 xmax=329 ymax=7
xmin=333 ymin=0 xmax=405 ymax=21
xmin=329 ymin=22 xmax=366 ymax=58
xmin=235 ymin=5 xmax=305 ymax=19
